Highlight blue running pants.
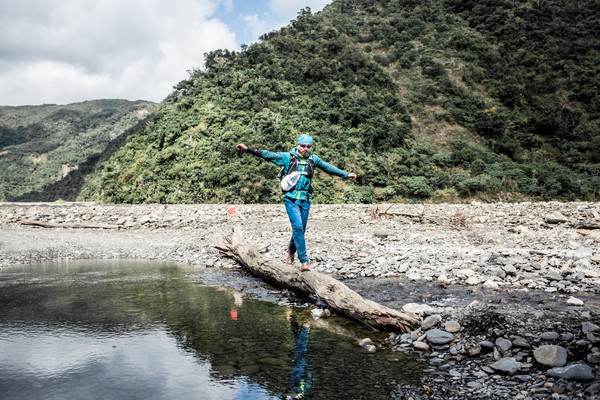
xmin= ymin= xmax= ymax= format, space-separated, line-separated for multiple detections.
xmin=283 ymin=197 xmax=311 ymax=263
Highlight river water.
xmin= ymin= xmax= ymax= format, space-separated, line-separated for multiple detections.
xmin=0 ymin=261 xmax=424 ymax=400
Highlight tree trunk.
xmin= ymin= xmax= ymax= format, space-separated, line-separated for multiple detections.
xmin=215 ymin=226 xmax=419 ymax=333
xmin=19 ymin=219 xmax=120 ymax=229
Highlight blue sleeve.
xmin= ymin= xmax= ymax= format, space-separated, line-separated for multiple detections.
xmin=259 ymin=150 xmax=289 ymax=167
xmin=313 ymin=155 xmax=348 ymax=178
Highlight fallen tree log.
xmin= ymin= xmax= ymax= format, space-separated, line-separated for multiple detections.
xmin=575 ymin=222 xmax=600 ymax=230
xmin=19 ymin=219 xmax=120 ymax=229
xmin=215 ymin=225 xmax=419 ymax=333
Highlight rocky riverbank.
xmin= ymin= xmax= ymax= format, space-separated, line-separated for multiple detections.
xmin=1 ymin=201 xmax=599 ymax=399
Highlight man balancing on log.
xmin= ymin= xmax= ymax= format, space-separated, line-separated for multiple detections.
xmin=236 ymin=134 xmax=357 ymax=272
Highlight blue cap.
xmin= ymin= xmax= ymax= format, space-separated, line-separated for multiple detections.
xmin=298 ymin=134 xmax=313 ymax=145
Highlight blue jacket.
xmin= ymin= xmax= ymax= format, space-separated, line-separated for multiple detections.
xmin=255 ymin=147 xmax=349 ymax=201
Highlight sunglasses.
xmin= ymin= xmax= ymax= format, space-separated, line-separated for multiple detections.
xmin=299 ymin=144 xmax=312 ymax=149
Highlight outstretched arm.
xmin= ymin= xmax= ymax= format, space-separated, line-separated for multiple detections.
xmin=236 ymin=143 xmax=264 ymax=158
xmin=235 ymin=143 xmax=288 ymax=165
xmin=314 ymin=156 xmax=357 ymax=180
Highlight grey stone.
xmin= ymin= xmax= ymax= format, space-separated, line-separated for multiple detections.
xmin=582 ymin=321 xmax=600 ymax=334
xmin=540 ymin=332 xmax=560 ymax=340
xmin=585 ymin=382 xmax=600 ymax=395
xmin=545 ymin=211 xmax=568 ymax=224
xmin=364 ymin=344 xmax=377 ymax=353
xmin=479 ymin=340 xmax=495 ymax=350
xmin=426 ymin=329 xmax=455 ymax=345
xmin=419 ymin=253 xmax=430 ymax=263
xmin=421 ymin=314 xmax=442 ymax=330
xmin=480 ymin=252 xmax=493 ymax=263
xmin=495 ymin=337 xmax=513 ymax=356
xmin=545 ymin=271 xmax=562 ymax=281
xmin=448 ymin=369 xmax=461 ymax=378
xmin=573 ymin=246 xmax=594 ymax=261
xmin=468 ymin=344 xmax=481 ymax=356
xmin=413 ymin=341 xmax=430 ymax=351
xmin=373 ymin=230 xmax=391 ymax=238
xmin=444 ymin=320 xmax=461 ymax=333
xmin=547 ymin=364 xmax=595 ymax=381
xmin=533 ymin=345 xmax=567 ymax=367
xmin=473 ymin=370 xmax=488 ymax=378
xmin=561 ymin=332 xmax=574 ymax=342
xmin=514 ymin=374 xmax=532 ymax=382
xmin=512 ymin=336 xmax=530 ymax=348
xmin=587 ymin=352 xmax=600 ymax=364
xmin=566 ymin=296 xmax=584 ymax=306
xmin=503 ymin=265 xmax=517 ymax=276
xmin=467 ymin=381 xmax=482 ymax=389
xmin=490 ymin=357 xmax=522 ymax=375
xmin=481 ymin=366 xmax=495 ymax=374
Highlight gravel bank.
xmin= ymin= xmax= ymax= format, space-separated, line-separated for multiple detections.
xmin=1 ymin=201 xmax=599 ymax=399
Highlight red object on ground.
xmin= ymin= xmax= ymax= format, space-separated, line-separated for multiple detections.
xmin=228 ymin=206 xmax=236 ymax=216
xmin=230 ymin=307 xmax=238 ymax=321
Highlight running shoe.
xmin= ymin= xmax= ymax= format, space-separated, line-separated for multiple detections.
xmin=286 ymin=249 xmax=295 ymax=265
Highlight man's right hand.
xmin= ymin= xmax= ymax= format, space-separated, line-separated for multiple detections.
xmin=236 ymin=143 xmax=247 ymax=152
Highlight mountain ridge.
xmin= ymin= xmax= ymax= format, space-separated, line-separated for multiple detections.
xmin=5 ymin=0 xmax=599 ymax=204
xmin=0 ymin=99 xmax=158 ymax=201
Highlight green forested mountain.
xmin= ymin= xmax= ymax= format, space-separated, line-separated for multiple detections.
xmin=92 ymin=0 xmax=599 ymax=204
xmin=0 ymin=99 xmax=158 ymax=201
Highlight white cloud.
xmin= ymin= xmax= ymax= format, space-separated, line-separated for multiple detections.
xmin=0 ymin=0 xmax=237 ymax=105
xmin=241 ymin=14 xmax=274 ymax=44
xmin=0 ymin=0 xmax=334 ymax=106
xmin=268 ymin=0 xmax=331 ymax=17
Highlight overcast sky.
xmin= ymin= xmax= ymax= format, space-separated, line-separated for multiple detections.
xmin=0 ymin=0 xmax=330 ymax=106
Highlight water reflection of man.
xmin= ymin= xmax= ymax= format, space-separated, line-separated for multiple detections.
xmin=286 ymin=308 xmax=314 ymax=399
xmin=230 ymin=291 xmax=243 ymax=321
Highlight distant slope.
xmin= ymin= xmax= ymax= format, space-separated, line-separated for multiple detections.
xmin=92 ymin=0 xmax=599 ymax=204
xmin=0 ymin=99 xmax=158 ymax=201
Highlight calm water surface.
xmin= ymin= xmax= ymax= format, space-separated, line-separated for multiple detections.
xmin=0 ymin=261 xmax=423 ymax=399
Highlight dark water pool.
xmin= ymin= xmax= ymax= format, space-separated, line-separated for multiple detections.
xmin=0 ymin=261 xmax=424 ymax=400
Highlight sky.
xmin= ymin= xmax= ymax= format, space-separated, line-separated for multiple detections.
xmin=0 ymin=0 xmax=331 ymax=106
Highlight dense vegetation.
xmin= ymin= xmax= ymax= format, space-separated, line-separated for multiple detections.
xmin=0 ymin=100 xmax=157 ymax=201
xmin=67 ymin=1 xmax=600 ymax=203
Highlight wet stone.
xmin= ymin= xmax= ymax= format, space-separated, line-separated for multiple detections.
xmin=413 ymin=341 xmax=430 ymax=351
xmin=544 ymin=382 xmax=564 ymax=394
xmin=481 ymin=366 xmax=495 ymax=374
xmin=490 ymin=357 xmax=521 ymax=375
xmin=561 ymin=332 xmax=574 ymax=342
xmin=587 ymin=352 xmax=600 ymax=364
xmin=444 ymin=320 xmax=461 ymax=333
xmin=512 ymin=336 xmax=530 ymax=348
xmin=586 ymin=382 xmax=600 ymax=395
xmin=547 ymin=364 xmax=595 ymax=381
xmin=479 ymin=340 xmax=495 ymax=351
xmin=421 ymin=314 xmax=442 ymax=330
xmin=540 ymin=332 xmax=560 ymax=341
xmin=468 ymin=344 xmax=482 ymax=356
xmin=582 ymin=321 xmax=600 ymax=334
xmin=495 ymin=338 xmax=512 ymax=356
xmin=426 ymin=329 xmax=455 ymax=345
xmin=533 ymin=345 xmax=567 ymax=367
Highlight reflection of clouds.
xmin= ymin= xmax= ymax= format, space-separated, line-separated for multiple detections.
xmin=0 ymin=328 xmax=277 ymax=399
